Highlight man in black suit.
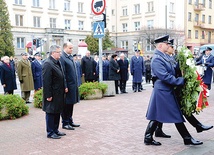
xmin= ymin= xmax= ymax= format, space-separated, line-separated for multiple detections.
xmin=60 ymin=42 xmax=80 ymax=130
xmin=42 ymin=45 xmax=67 ymax=139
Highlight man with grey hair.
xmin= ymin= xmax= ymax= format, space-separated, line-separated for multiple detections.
xmin=42 ymin=45 xmax=67 ymax=139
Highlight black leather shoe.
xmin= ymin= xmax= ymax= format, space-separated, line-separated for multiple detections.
xmin=56 ymin=131 xmax=66 ymax=136
xmin=138 ymin=89 xmax=142 ymax=92
xmin=47 ymin=133 xmax=61 ymax=139
xmin=155 ymin=130 xmax=171 ymax=138
xmin=184 ymin=137 xmax=203 ymax=145
xmin=62 ymin=125 xmax=75 ymax=130
xmin=70 ymin=123 xmax=80 ymax=127
xmin=133 ymin=90 xmax=137 ymax=92
xmin=26 ymin=101 xmax=32 ymax=104
xmin=196 ymin=125 xmax=213 ymax=133
xmin=144 ymin=140 xmax=161 ymax=146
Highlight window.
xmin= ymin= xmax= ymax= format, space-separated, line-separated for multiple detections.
xmin=112 ymin=9 xmax=115 ymax=16
xmin=122 ymin=6 xmax=128 ymax=16
xmin=33 ymin=0 xmax=40 ymax=7
xmin=188 ymin=0 xmax=192 ymax=4
xmin=195 ymin=30 xmax=198 ymax=39
xmin=208 ymin=15 xmax=212 ymax=24
xmin=78 ymin=2 xmax=83 ymax=13
xmin=147 ymin=20 xmax=154 ymax=29
xmin=146 ymin=39 xmax=155 ymax=51
xmin=169 ymin=2 xmax=174 ymax=13
xmin=121 ymin=41 xmax=128 ymax=50
xmin=188 ymin=12 xmax=192 ymax=21
xmin=134 ymin=4 xmax=140 ymax=14
xmin=50 ymin=18 xmax=56 ymax=28
xmin=65 ymin=19 xmax=71 ymax=30
xmin=33 ymin=16 xmax=40 ymax=27
xmin=64 ymin=0 xmax=70 ymax=11
xmin=195 ymin=13 xmax=199 ymax=22
xmin=112 ymin=25 xmax=115 ymax=32
xmin=202 ymin=14 xmax=205 ymax=23
xmin=202 ymin=31 xmax=205 ymax=39
xmin=169 ymin=20 xmax=174 ymax=29
xmin=208 ymin=31 xmax=211 ymax=43
xmin=49 ymin=0 xmax=55 ymax=9
xmin=78 ymin=20 xmax=84 ymax=30
xmin=209 ymin=0 xmax=212 ymax=8
xmin=122 ymin=23 xmax=128 ymax=32
xmin=147 ymin=1 xmax=154 ymax=12
xmin=195 ymin=0 xmax=199 ymax=5
xmin=15 ymin=0 xmax=22 ymax=5
xmin=15 ymin=15 xmax=23 ymax=26
xmin=17 ymin=37 xmax=25 ymax=49
xmin=134 ymin=22 xmax=140 ymax=31
xmin=188 ymin=30 xmax=191 ymax=38
xmin=202 ymin=0 xmax=205 ymax=7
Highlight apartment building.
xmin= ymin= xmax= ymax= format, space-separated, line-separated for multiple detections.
xmin=185 ymin=0 xmax=214 ymax=53
xmin=5 ymin=0 xmax=213 ymax=57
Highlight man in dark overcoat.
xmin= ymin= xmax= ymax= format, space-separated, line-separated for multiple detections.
xmin=144 ymin=35 xmax=203 ymax=146
xmin=0 ymin=56 xmax=17 ymax=94
xmin=81 ymin=50 xmax=96 ymax=82
xmin=31 ymin=52 xmax=43 ymax=91
xmin=42 ymin=45 xmax=66 ymax=139
xmin=118 ymin=53 xmax=129 ymax=93
xmin=130 ymin=50 xmax=145 ymax=92
xmin=196 ymin=47 xmax=214 ymax=96
xmin=60 ymin=42 xmax=80 ymax=130
xmin=109 ymin=54 xmax=121 ymax=94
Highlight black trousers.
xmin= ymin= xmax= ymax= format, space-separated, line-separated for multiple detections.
xmin=4 ymin=90 xmax=14 ymax=95
xmin=120 ymin=80 xmax=127 ymax=92
xmin=133 ymin=82 xmax=141 ymax=91
xmin=114 ymin=80 xmax=119 ymax=94
xmin=45 ymin=113 xmax=60 ymax=137
xmin=61 ymin=104 xmax=74 ymax=126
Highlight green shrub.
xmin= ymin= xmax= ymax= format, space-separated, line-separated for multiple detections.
xmin=0 ymin=94 xmax=29 ymax=120
xmin=33 ymin=89 xmax=43 ymax=108
xmin=79 ymin=82 xmax=108 ymax=99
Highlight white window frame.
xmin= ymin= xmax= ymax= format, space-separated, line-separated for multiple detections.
xmin=64 ymin=0 xmax=70 ymax=11
xmin=169 ymin=20 xmax=174 ymax=29
xmin=33 ymin=16 xmax=40 ymax=28
xmin=202 ymin=14 xmax=205 ymax=23
xmin=17 ymin=37 xmax=25 ymax=49
xmin=188 ymin=12 xmax=191 ymax=21
xmin=122 ymin=6 xmax=128 ymax=16
xmin=112 ymin=25 xmax=115 ymax=32
xmin=195 ymin=30 xmax=199 ymax=39
xmin=33 ymin=0 xmax=40 ymax=7
xmin=208 ymin=15 xmax=212 ymax=24
xmin=147 ymin=20 xmax=154 ymax=29
xmin=134 ymin=4 xmax=140 ymax=14
xmin=209 ymin=0 xmax=212 ymax=9
xmin=15 ymin=0 xmax=22 ymax=5
xmin=122 ymin=23 xmax=128 ymax=32
xmin=121 ymin=41 xmax=128 ymax=50
xmin=188 ymin=30 xmax=191 ymax=38
xmin=15 ymin=14 xmax=23 ymax=26
xmin=78 ymin=21 xmax=84 ymax=30
xmin=78 ymin=2 xmax=84 ymax=13
xmin=147 ymin=1 xmax=154 ymax=12
xmin=134 ymin=22 xmax=140 ymax=31
xmin=50 ymin=18 xmax=56 ymax=28
xmin=169 ymin=2 xmax=174 ymax=13
xmin=49 ymin=0 xmax=55 ymax=9
xmin=65 ymin=19 xmax=71 ymax=30
xmin=112 ymin=9 xmax=115 ymax=16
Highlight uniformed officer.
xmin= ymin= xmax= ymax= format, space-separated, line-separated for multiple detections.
xmin=144 ymin=35 xmax=203 ymax=146
xmin=196 ymin=46 xmax=214 ymax=96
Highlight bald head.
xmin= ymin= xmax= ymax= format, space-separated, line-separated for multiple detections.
xmin=85 ymin=50 xmax=90 ymax=57
xmin=63 ymin=42 xmax=73 ymax=54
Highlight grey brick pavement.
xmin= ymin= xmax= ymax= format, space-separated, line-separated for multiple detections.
xmin=0 ymin=84 xmax=214 ymax=155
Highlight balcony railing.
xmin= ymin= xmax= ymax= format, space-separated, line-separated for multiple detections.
xmin=194 ymin=21 xmax=201 ymax=27
xmin=45 ymin=28 xmax=65 ymax=34
xmin=194 ymin=4 xmax=205 ymax=11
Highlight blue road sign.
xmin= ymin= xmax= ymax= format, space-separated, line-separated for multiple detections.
xmin=93 ymin=22 xmax=105 ymax=38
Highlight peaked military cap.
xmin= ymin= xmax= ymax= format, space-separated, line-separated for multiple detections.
xmin=205 ymin=47 xmax=212 ymax=51
xmin=169 ymin=39 xmax=174 ymax=45
xmin=73 ymin=54 xmax=77 ymax=57
xmin=34 ymin=52 xmax=42 ymax=57
xmin=154 ymin=35 xmax=171 ymax=44
xmin=21 ymin=52 xmax=28 ymax=56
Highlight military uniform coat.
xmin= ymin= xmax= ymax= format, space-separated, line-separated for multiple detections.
xmin=108 ymin=59 xmax=121 ymax=80
xmin=0 ymin=62 xmax=17 ymax=92
xmin=196 ymin=54 xmax=214 ymax=85
xmin=17 ymin=59 xmax=34 ymax=91
xmin=146 ymin=49 xmax=185 ymax=123
xmin=118 ymin=59 xmax=129 ymax=81
xmin=31 ymin=59 xmax=43 ymax=90
xmin=130 ymin=56 xmax=145 ymax=83
xmin=75 ymin=61 xmax=82 ymax=87
xmin=42 ymin=56 xmax=65 ymax=114
xmin=96 ymin=60 xmax=109 ymax=81
xmin=60 ymin=52 xmax=79 ymax=104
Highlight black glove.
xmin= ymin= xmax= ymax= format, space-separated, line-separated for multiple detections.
xmin=19 ymin=80 xmax=23 ymax=83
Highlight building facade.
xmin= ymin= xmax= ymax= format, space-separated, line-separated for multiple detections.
xmin=5 ymin=0 xmax=214 ymax=57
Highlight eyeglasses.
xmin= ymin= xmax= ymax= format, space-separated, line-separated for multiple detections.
xmin=54 ymin=51 xmax=61 ymax=53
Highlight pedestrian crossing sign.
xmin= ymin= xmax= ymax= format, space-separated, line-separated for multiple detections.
xmin=93 ymin=22 xmax=105 ymax=38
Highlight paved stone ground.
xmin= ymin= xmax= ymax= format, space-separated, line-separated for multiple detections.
xmin=0 ymin=84 xmax=214 ymax=155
